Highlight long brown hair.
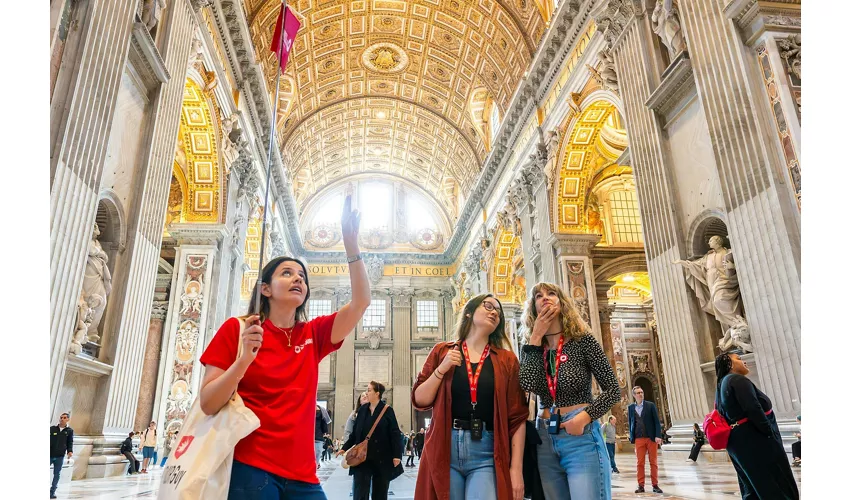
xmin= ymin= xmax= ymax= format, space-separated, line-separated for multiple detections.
xmin=522 ymin=282 xmax=590 ymax=340
xmin=246 ymin=256 xmax=310 ymax=323
xmin=453 ymin=293 xmax=511 ymax=350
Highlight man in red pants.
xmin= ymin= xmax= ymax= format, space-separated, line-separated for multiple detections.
xmin=627 ymin=386 xmax=663 ymax=494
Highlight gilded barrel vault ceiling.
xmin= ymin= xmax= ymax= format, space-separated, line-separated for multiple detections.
xmin=244 ymin=0 xmax=547 ymax=215
xmin=490 ymin=226 xmax=525 ymax=304
xmin=555 ymin=100 xmax=627 ymax=232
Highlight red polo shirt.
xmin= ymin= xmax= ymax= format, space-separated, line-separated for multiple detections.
xmin=199 ymin=314 xmax=340 ymax=484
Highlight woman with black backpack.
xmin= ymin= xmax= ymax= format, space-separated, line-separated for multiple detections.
xmin=714 ymin=352 xmax=798 ymax=499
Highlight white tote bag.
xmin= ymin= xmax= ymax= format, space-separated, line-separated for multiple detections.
xmin=158 ymin=318 xmax=260 ymax=500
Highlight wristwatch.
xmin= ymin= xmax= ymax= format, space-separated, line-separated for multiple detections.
xmin=347 ymin=254 xmax=362 ymax=264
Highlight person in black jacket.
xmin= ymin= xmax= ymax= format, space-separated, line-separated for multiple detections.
xmin=627 ymin=386 xmax=664 ymax=494
xmin=413 ymin=428 xmax=425 ymax=459
xmin=341 ymin=381 xmax=402 ymax=500
xmin=688 ymin=423 xmax=706 ymax=463
xmin=121 ymin=432 xmax=140 ymax=474
xmin=715 ymin=352 xmax=799 ymax=499
xmin=315 ymin=405 xmax=330 ymax=469
xmin=49 ymin=412 xmax=74 ymax=499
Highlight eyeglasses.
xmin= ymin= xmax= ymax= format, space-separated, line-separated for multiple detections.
xmin=481 ymin=301 xmax=501 ymax=312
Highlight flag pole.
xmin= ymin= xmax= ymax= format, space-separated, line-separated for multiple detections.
xmin=253 ymin=0 xmax=288 ymax=321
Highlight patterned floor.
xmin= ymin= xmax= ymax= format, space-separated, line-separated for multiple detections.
xmin=51 ymin=452 xmax=801 ymax=499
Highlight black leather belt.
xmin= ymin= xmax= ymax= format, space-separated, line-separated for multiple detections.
xmin=452 ymin=419 xmax=489 ymax=431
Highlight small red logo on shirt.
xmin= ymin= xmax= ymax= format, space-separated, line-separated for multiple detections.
xmin=294 ymin=338 xmax=313 ymax=354
xmin=173 ymin=436 xmax=194 ymax=459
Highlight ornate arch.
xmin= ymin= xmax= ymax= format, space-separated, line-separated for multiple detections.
xmin=489 ymin=226 xmax=525 ymax=305
xmin=177 ymin=78 xmax=222 ymax=222
xmin=95 ymin=189 xmax=127 ymax=253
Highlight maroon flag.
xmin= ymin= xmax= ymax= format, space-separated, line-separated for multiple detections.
xmin=270 ymin=3 xmax=301 ymax=74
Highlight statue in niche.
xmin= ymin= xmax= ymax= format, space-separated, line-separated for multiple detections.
xmin=651 ymin=0 xmax=687 ymax=57
xmin=142 ymin=0 xmax=166 ymax=33
xmin=79 ymin=223 xmax=112 ymax=344
xmin=449 ymin=272 xmax=469 ymax=313
xmin=544 ymin=129 xmax=560 ymax=190
xmin=674 ymin=235 xmax=752 ymax=353
xmin=69 ymin=296 xmax=94 ymax=355
xmin=480 ymin=237 xmax=494 ymax=273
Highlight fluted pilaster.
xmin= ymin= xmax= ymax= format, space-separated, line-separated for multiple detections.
xmin=680 ymin=0 xmax=801 ymax=418
xmin=98 ymin=0 xmax=200 ymax=434
xmin=49 ymin=0 xmax=139 ymax=423
xmin=390 ymin=288 xmax=414 ymax=431
xmin=332 ymin=287 xmax=355 ymax=438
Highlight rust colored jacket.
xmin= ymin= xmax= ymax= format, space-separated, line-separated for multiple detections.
xmin=412 ymin=341 xmax=528 ymax=500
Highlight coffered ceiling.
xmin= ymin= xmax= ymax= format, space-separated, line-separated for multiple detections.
xmin=244 ymin=0 xmax=546 ymax=217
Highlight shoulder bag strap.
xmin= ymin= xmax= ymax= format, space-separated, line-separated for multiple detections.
xmin=365 ymin=404 xmax=390 ymax=439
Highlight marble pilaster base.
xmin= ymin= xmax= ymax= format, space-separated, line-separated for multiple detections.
xmin=77 ymin=434 xmax=132 ymax=479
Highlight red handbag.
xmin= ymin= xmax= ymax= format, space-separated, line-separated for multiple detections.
xmin=703 ymin=404 xmax=743 ymax=450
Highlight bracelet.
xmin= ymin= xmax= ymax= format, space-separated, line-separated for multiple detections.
xmin=434 ymin=369 xmax=444 ymax=380
xmin=347 ymin=253 xmax=362 ymax=264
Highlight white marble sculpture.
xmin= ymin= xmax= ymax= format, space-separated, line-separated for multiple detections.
xmin=652 ymin=0 xmax=687 ymax=57
xmin=674 ymin=235 xmax=752 ymax=353
xmin=544 ymin=129 xmax=560 ymax=189
xmin=80 ymin=223 xmax=112 ymax=344
xmin=142 ymin=0 xmax=167 ymax=32
xmin=69 ymin=296 xmax=94 ymax=355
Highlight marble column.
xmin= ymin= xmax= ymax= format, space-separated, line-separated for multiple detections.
xmin=49 ymin=0 xmax=139 ymax=423
xmin=87 ymin=0 xmax=200 ymax=440
xmin=598 ymin=303 xmax=627 ymax=438
xmin=440 ymin=290 xmax=456 ymax=341
xmin=390 ymin=288 xmax=414 ymax=431
xmin=594 ymin=3 xmax=713 ymax=442
xmin=153 ymin=226 xmax=225 ymax=439
xmin=683 ymin=0 xmax=801 ymax=419
xmin=332 ymin=287 xmax=355 ymax=438
xmin=134 ymin=301 xmax=168 ymax=432
xmin=549 ymin=234 xmax=603 ymax=346
xmin=501 ymin=303 xmax=523 ymax=354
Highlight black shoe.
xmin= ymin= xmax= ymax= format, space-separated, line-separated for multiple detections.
xmin=635 ymin=486 xmax=645 ymax=493
xmin=612 ymin=468 xmax=620 ymax=474
xmin=652 ymin=485 xmax=663 ymax=493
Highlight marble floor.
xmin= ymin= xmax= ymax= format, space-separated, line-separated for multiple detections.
xmin=51 ymin=452 xmax=802 ymax=499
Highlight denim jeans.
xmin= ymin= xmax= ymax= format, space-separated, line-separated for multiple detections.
xmin=605 ymin=443 xmax=617 ymax=470
xmin=535 ymin=407 xmax=612 ymax=500
xmin=449 ymin=429 xmax=497 ymax=500
xmin=314 ymin=441 xmax=323 ymax=466
xmin=50 ymin=456 xmax=64 ymax=496
xmin=228 ymin=460 xmax=327 ymax=500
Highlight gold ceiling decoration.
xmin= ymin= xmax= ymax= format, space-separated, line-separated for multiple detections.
xmin=555 ymin=101 xmax=629 ymax=233
xmin=246 ymin=0 xmax=546 ymax=214
xmin=607 ymin=272 xmax=652 ymax=303
xmin=362 ymin=42 xmax=409 ymax=73
xmin=241 ymin=207 xmax=271 ymax=300
xmin=177 ymin=78 xmax=221 ymax=222
xmin=490 ymin=227 xmax=525 ymax=304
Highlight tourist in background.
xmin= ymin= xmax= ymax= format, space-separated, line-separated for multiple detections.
xmin=602 ymin=416 xmax=620 ymax=474
xmin=49 ymin=412 xmax=74 ymax=499
xmin=405 ymin=432 xmax=416 ymax=467
xmin=198 ymin=195 xmax=370 ymax=499
xmin=792 ymin=415 xmax=801 ymax=467
xmin=414 ymin=428 xmax=425 ymax=459
xmin=412 ymin=293 xmax=528 ymax=500
xmin=140 ymin=420 xmax=157 ymax=473
xmin=688 ymin=423 xmax=706 ymax=463
xmin=715 ymin=352 xmax=799 ymax=499
xmin=341 ymin=381 xmax=402 ymax=500
xmin=315 ymin=405 xmax=331 ymax=468
xmin=628 ymin=386 xmax=664 ymax=494
xmin=519 ymin=283 xmax=619 ymax=500
xmin=120 ymin=432 xmax=139 ymax=475
xmin=160 ymin=428 xmax=177 ymax=467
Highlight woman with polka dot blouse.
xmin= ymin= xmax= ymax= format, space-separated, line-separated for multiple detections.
xmin=519 ymin=282 xmax=619 ymax=500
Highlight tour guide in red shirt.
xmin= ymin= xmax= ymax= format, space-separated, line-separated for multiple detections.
xmin=199 ymin=195 xmax=370 ymax=499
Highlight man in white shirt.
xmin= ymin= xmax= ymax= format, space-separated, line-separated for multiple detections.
xmin=140 ymin=421 xmax=158 ymax=473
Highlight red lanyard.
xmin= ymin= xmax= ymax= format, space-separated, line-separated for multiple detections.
xmin=461 ymin=341 xmax=491 ymax=411
xmin=543 ymin=336 xmax=565 ymax=402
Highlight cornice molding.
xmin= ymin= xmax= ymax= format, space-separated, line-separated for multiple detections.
xmin=128 ymin=20 xmax=170 ymax=91
xmin=645 ymin=52 xmax=695 ymax=124
xmin=724 ymin=0 xmax=801 ymax=45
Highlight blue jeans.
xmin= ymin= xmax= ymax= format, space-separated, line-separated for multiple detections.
xmin=449 ymin=429 xmax=497 ymax=500
xmin=228 ymin=460 xmax=327 ymax=500
xmin=605 ymin=443 xmax=617 ymax=471
xmin=535 ymin=407 xmax=612 ymax=500
xmin=50 ymin=456 xmax=64 ymax=496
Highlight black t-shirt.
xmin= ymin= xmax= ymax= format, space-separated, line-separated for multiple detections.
xmin=451 ymin=354 xmax=495 ymax=430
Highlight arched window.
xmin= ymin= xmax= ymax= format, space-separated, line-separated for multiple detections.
xmin=489 ymin=104 xmax=501 ymax=144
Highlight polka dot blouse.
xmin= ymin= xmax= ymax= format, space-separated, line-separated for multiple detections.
xmin=519 ymin=333 xmax=620 ymax=421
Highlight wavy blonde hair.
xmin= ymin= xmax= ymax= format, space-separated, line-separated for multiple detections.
xmin=522 ymin=282 xmax=590 ymax=340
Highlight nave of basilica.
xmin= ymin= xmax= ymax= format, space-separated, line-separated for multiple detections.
xmin=48 ymin=0 xmax=802 ymax=498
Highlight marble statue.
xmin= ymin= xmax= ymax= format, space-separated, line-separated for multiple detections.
xmin=651 ymin=0 xmax=686 ymax=56
xmin=80 ymin=223 xmax=112 ymax=344
xmin=777 ymin=34 xmax=801 ymax=81
xmin=449 ymin=272 xmax=469 ymax=313
xmin=544 ymin=129 xmax=560 ymax=189
xmin=480 ymin=238 xmax=494 ymax=273
xmin=142 ymin=0 xmax=166 ymax=32
xmin=69 ymin=296 xmax=94 ymax=355
xmin=674 ymin=235 xmax=752 ymax=353
xmin=597 ymin=48 xmax=619 ymax=91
